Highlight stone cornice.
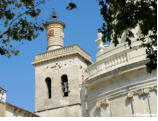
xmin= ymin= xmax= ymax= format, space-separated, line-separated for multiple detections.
xmin=44 ymin=21 xmax=65 ymax=28
xmin=87 ymin=79 xmax=156 ymax=104
xmin=32 ymin=44 xmax=93 ymax=66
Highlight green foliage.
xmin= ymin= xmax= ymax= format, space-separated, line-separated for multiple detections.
xmin=0 ymin=0 xmax=45 ymax=57
xmin=66 ymin=0 xmax=157 ymax=72
xmin=97 ymin=0 xmax=157 ymax=73
xmin=66 ymin=2 xmax=77 ymax=10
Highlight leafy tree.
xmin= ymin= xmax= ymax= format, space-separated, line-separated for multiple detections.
xmin=67 ymin=0 xmax=157 ymax=73
xmin=0 ymin=0 xmax=45 ymax=57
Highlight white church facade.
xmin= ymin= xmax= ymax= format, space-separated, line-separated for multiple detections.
xmin=0 ymin=19 xmax=157 ymax=117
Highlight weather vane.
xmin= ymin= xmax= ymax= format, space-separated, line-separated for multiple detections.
xmin=51 ymin=8 xmax=58 ymax=20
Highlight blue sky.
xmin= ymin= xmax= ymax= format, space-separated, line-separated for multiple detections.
xmin=0 ymin=0 xmax=103 ymax=112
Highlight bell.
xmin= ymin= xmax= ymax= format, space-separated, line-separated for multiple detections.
xmin=65 ymin=88 xmax=68 ymax=93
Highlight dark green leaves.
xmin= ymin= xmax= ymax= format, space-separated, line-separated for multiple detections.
xmin=98 ymin=0 xmax=157 ymax=73
xmin=66 ymin=2 xmax=77 ymax=10
xmin=0 ymin=0 xmax=45 ymax=57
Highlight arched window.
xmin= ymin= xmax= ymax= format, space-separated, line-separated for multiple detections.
xmin=45 ymin=77 xmax=51 ymax=99
xmin=61 ymin=74 xmax=69 ymax=96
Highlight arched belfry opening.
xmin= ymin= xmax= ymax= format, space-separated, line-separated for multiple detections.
xmin=45 ymin=77 xmax=51 ymax=99
xmin=61 ymin=74 xmax=69 ymax=97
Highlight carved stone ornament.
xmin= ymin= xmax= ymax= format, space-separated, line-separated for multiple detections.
xmin=96 ymin=101 xmax=101 ymax=108
xmin=96 ymin=98 xmax=110 ymax=108
xmin=97 ymin=32 xmax=103 ymax=39
xmin=136 ymin=89 xmax=144 ymax=95
xmin=152 ymin=86 xmax=157 ymax=91
xmin=96 ymin=32 xmax=104 ymax=52
xmin=104 ymin=99 xmax=110 ymax=106
xmin=127 ymin=91 xmax=134 ymax=98
xmin=143 ymin=88 xmax=149 ymax=94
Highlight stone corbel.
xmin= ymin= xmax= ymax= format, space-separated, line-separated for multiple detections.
xmin=127 ymin=86 xmax=156 ymax=99
xmin=103 ymin=99 xmax=110 ymax=107
xmin=151 ymin=85 xmax=157 ymax=91
xmin=135 ymin=87 xmax=152 ymax=96
xmin=143 ymin=88 xmax=150 ymax=94
xmin=96 ymin=98 xmax=110 ymax=108
xmin=127 ymin=91 xmax=134 ymax=99
xmin=136 ymin=89 xmax=144 ymax=96
xmin=96 ymin=101 xmax=101 ymax=109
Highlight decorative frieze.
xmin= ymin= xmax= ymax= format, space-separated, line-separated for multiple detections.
xmin=127 ymin=86 xmax=157 ymax=99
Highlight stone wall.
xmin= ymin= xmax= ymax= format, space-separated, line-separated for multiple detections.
xmin=34 ymin=54 xmax=91 ymax=117
xmin=5 ymin=103 xmax=37 ymax=117
xmin=84 ymin=65 xmax=157 ymax=117
xmin=36 ymin=104 xmax=81 ymax=117
xmin=0 ymin=102 xmax=6 ymax=117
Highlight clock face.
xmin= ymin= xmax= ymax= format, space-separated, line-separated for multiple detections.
xmin=48 ymin=29 xmax=54 ymax=37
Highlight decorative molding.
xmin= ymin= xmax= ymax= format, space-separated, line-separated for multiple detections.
xmin=127 ymin=87 xmax=153 ymax=99
xmin=87 ymin=78 xmax=156 ymax=103
xmin=127 ymin=91 xmax=134 ymax=98
xmin=127 ymin=86 xmax=157 ymax=98
xmin=96 ymin=98 xmax=110 ymax=109
xmin=32 ymin=45 xmax=92 ymax=66
xmin=44 ymin=21 xmax=66 ymax=29
xmin=86 ymin=60 xmax=148 ymax=86
xmin=93 ymin=85 xmax=157 ymax=114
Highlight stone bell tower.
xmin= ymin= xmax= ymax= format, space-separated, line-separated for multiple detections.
xmin=32 ymin=9 xmax=92 ymax=117
xmin=45 ymin=9 xmax=65 ymax=51
xmin=46 ymin=21 xmax=65 ymax=51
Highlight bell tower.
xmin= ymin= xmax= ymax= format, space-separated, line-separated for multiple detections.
xmin=32 ymin=9 xmax=92 ymax=117
xmin=45 ymin=9 xmax=65 ymax=51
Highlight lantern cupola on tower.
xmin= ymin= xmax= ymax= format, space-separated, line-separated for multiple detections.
xmin=45 ymin=9 xmax=65 ymax=51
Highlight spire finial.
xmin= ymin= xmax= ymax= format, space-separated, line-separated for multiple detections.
xmin=51 ymin=8 xmax=58 ymax=20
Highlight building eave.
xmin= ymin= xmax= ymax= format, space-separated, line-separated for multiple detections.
xmin=6 ymin=102 xmax=39 ymax=117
